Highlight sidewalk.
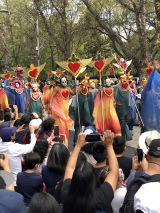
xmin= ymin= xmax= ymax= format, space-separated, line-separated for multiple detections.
xmin=126 ymin=126 xmax=141 ymax=148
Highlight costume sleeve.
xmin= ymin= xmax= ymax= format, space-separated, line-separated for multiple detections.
xmin=14 ymin=134 xmax=36 ymax=155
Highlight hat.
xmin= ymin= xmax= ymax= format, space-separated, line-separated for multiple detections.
xmin=148 ymin=139 xmax=160 ymax=157
xmin=83 ymin=126 xmax=96 ymax=134
xmin=0 ymin=126 xmax=17 ymax=141
xmin=30 ymin=118 xmax=42 ymax=130
xmin=136 ymin=94 xmax=141 ymax=99
xmin=0 ymin=189 xmax=26 ymax=213
xmin=92 ymin=142 xmax=106 ymax=162
xmin=0 ymin=170 xmax=14 ymax=189
xmin=134 ymin=182 xmax=160 ymax=213
xmin=138 ymin=130 xmax=160 ymax=154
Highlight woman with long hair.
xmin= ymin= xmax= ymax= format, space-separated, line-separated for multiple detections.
xmin=28 ymin=192 xmax=61 ymax=213
xmin=42 ymin=143 xmax=70 ymax=195
xmin=62 ymin=130 xmax=118 ymax=213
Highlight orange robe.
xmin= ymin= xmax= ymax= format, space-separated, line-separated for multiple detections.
xmin=93 ymin=87 xmax=121 ymax=135
xmin=0 ymin=88 xmax=9 ymax=110
xmin=50 ymin=86 xmax=73 ymax=138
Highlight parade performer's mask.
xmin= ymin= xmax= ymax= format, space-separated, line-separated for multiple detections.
xmin=91 ymin=82 xmax=95 ymax=89
xmin=32 ymin=84 xmax=38 ymax=92
xmin=106 ymin=79 xmax=111 ymax=87
xmin=0 ymin=82 xmax=4 ymax=88
xmin=61 ymin=77 xmax=67 ymax=87
xmin=15 ymin=82 xmax=20 ymax=88
xmin=121 ymin=80 xmax=129 ymax=89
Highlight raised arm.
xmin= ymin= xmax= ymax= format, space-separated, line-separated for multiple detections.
xmin=102 ymin=130 xmax=119 ymax=192
xmin=0 ymin=153 xmax=14 ymax=191
xmin=64 ymin=133 xmax=87 ymax=180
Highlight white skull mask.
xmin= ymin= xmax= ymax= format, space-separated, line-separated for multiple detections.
xmin=61 ymin=77 xmax=67 ymax=87
xmin=32 ymin=84 xmax=38 ymax=92
xmin=106 ymin=79 xmax=111 ymax=87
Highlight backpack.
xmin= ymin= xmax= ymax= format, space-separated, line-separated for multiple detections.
xmin=119 ymin=170 xmax=160 ymax=213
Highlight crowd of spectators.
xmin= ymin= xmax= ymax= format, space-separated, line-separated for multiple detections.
xmin=0 ymin=104 xmax=160 ymax=213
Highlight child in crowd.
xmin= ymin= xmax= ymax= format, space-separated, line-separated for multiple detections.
xmin=16 ymin=152 xmax=43 ymax=206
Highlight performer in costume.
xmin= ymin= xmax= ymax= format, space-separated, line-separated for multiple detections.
xmin=93 ymin=78 xmax=121 ymax=135
xmin=127 ymin=79 xmax=137 ymax=136
xmin=141 ymin=61 xmax=160 ymax=131
xmin=49 ymin=71 xmax=75 ymax=139
xmin=114 ymin=72 xmax=132 ymax=141
xmin=11 ymin=80 xmax=25 ymax=113
xmin=0 ymin=79 xmax=9 ymax=110
xmin=73 ymin=74 xmax=93 ymax=144
xmin=26 ymin=82 xmax=43 ymax=118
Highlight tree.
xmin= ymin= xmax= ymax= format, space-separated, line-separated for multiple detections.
xmin=80 ymin=0 xmax=160 ymax=76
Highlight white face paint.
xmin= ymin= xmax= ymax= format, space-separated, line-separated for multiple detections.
xmin=15 ymin=82 xmax=20 ymax=88
xmin=61 ymin=77 xmax=67 ymax=87
xmin=84 ymin=80 xmax=88 ymax=86
xmin=106 ymin=79 xmax=111 ymax=87
xmin=91 ymin=82 xmax=95 ymax=89
xmin=32 ymin=84 xmax=38 ymax=92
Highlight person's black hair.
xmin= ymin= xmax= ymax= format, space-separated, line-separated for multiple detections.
xmin=63 ymin=162 xmax=96 ymax=213
xmin=34 ymin=139 xmax=49 ymax=164
xmin=3 ymin=108 xmax=10 ymax=113
xmin=113 ymin=136 xmax=126 ymax=154
xmin=53 ymin=136 xmax=63 ymax=143
xmin=13 ymin=119 xmax=21 ymax=127
xmin=54 ymin=152 xmax=87 ymax=204
xmin=4 ymin=112 xmax=11 ymax=121
xmin=28 ymin=192 xmax=61 ymax=213
xmin=76 ymin=152 xmax=87 ymax=169
xmin=42 ymin=117 xmax=55 ymax=132
xmin=47 ymin=143 xmax=69 ymax=174
xmin=19 ymin=113 xmax=33 ymax=126
xmin=24 ymin=152 xmax=41 ymax=170
xmin=0 ymin=109 xmax=4 ymax=120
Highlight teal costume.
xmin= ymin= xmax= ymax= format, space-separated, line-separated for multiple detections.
xmin=114 ymin=83 xmax=132 ymax=141
xmin=28 ymin=92 xmax=43 ymax=117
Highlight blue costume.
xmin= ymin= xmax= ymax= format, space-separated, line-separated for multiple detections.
xmin=141 ymin=68 xmax=160 ymax=130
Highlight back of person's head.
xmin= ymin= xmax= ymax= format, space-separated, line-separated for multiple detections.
xmin=0 ymin=109 xmax=4 ymax=120
xmin=28 ymin=192 xmax=61 ymax=213
xmin=24 ymin=152 xmax=41 ymax=170
xmin=34 ymin=139 xmax=49 ymax=164
xmin=92 ymin=142 xmax=106 ymax=162
xmin=147 ymin=139 xmax=160 ymax=161
xmin=42 ymin=117 xmax=55 ymax=132
xmin=113 ymin=136 xmax=126 ymax=154
xmin=13 ymin=119 xmax=21 ymax=127
xmin=76 ymin=152 xmax=87 ymax=168
xmin=4 ymin=112 xmax=11 ymax=121
xmin=47 ymin=143 xmax=70 ymax=173
xmin=0 ymin=189 xmax=26 ymax=213
xmin=3 ymin=108 xmax=10 ymax=114
xmin=63 ymin=162 xmax=96 ymax=213
xmin=19 ymin=113 xmax=33 ymax=126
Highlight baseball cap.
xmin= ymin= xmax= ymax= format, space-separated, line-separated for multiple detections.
xmin=0 ymin=170 xmax=14 ymax=189
xmin=30 ymin=118 xmax=42 ymax=130
xmin=0 ymin=189 xmax=26 ymax=213
xmin=148 ymin=139 xmax=160 ymax=157
xmin=134 ymin=182 xmax=160 ymax=213
xmin=138 ymin=130 xmax=160 ymax=154
xmin=83 ymin=126 xmax=96 ymax=134
xmin=0 ymin=126 xmax=17 ymax=141
xmin=92 ymin=142 xmax=106 ymax=162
